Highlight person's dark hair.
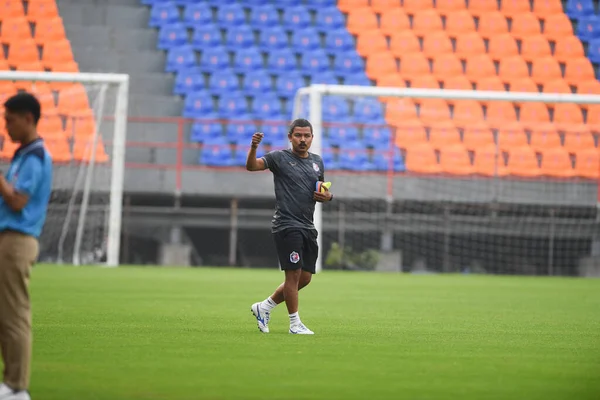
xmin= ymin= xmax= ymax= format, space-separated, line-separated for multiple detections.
xmin=4 ymin=92 xmax=41 ymax=125
xmin=288 ymin=118 xmax=313 ymax=135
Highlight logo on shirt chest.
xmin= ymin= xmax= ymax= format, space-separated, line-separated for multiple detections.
xmin=312 ymin=162 xmax=320 ymax=172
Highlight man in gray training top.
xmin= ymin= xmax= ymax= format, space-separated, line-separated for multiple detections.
xmin=246 ymin=118 xmax=333 ymax=335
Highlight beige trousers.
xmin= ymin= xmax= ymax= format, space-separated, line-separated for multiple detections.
xmin=0 ymin=231 xmax=39 ymax=391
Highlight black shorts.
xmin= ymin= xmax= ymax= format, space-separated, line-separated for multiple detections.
xmin=273 ymin=228 xmax=318 ymax=274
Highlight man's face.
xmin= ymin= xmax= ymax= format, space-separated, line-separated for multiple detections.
xmin=289 ymin=126 xmax=313 ymax=155
xmin=4 ymin=109 xmax=30 ymax=143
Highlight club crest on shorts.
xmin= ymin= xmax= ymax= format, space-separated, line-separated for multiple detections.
xmin=312 ymin=162 xmax=320 ymax=172
xmin=290 ymin=251 xmax=300 ymax=264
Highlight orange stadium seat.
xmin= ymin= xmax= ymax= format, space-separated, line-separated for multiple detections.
xmin=398 ymin=53 xmax=430 ymax=80
xmin=402 ymin=0 xmax=434 ymax=13
xmin=412 ymin=10 xmax=443 ymax=36
xmin=542 ymin=79 xmax=572 ymax=94
xmin=473 ymin=144 xmax=508 ymax=176
xmin=73 ymin=136 xmax=108 ymax=163
xmin=394 ymin=120 xmax=427 ymax=148
xmin=385 ymin=98 xmax=418 ymax=125
xmin=507 ymin=146 xmax=541 ymax=177
xmin=540 ymin=147 xmax=575 ymax=177
xmin=533 ymin=0 xmax=563 ymax=16
xmin=376 ymin=73 xmax=405 ymax=88
xmin=574 ymin=149 xmax=599 ymax=179
xmin=409 ymin=75 xmax=439 ymax=89
xmin=577 ymin=80 xmax=600 ymax=95
xmin=389 ymin=31 xmax=420 ymax=57
xmin=38 ymin=114 xmax=63 ymax=135
xmin=346 ymin=8 xmax=378 ymax=35
xmin=529 ymin=123 xmax=562 ymax=151
xmin=432 ymin=54 xmax=463 ymax=78
xmin=26 ymin=0 xmax=59 ymax=21
xmin=543 ymin=14 xmax=573 ymax=40
xmin=379 ymin=9 xmax=410 ymax=36
xmin=442 ymin=75 xmax=473 ymax=90
xmin=0 ymin=1 xmax=24 ymax=19
xmin=428 ymin=121 xmax=461 ymax=147
xmin=465 ymin=54 xmax=496 ymax=80
xmin=553 ymin=103 xmax=584 ymax=130
xmin=454 ymin=32 xmax=486 ymax=59
xmin=463 ymin=122 xmax=495 ymax=150
xmin=498 ymin=122 xmax=528 ymax=150
xmin=338 ymin=0 xmax=369 ymax=13
xmin=475 ymin=76 xmax=506 ymax=92
xmin=7 ymin=38 xmax=38 ymax=67
xmin=521 ymin=35 xmax=552 ymax=61
xmin=519 ymin=102 xmax=551 ymax=129
xmin=563 ymin=129 xmax=596 ymax=153
xmin=488 ymin=33 xmax=519 ymax=60
xmin=422 ymin=32 xmax=453 ymax=56
xmin=553 ymin=36 xmax=584 ymax=63
xmin=530 ymin=57 xmax=562 ymax=85
xmin=404 ymin=143 xmax=442 ymax=174
xmin=356 ymin=31 xmax=388 ymax=57
xmin=0 ymin=59 xmax=8 ymax=70
xmin=509 ymin=77 xmax=539 ymax=93
xmin=16 ymin=60 xmax=45 ymax=71
xmin=486 ymin=102 xmax=517 ymax=128
xmin=564 ymin=58 xmax=596 ymax=85
xmin=452 ymin=100 xmax=485 ymax=127
xmin=498 ymin=56 xmax=530 ymax=83
xmin=418 ymin=99 xmax=450 ymax=123
xmin=478 ymin=12 xmax=509 ymax=38
xmin=436 ymin=0 xmax=467 ymax=13
xmin=42 ymin=38 xmax=74 ymax=68
xmin=0 ymin=17 xmax=31 ymax=43
xmin=445 ymin=10 xmax=476 ymax=35
xmin=366 ymin=52 xmax=397 ymax=80
xmin=65 ymin=115 xmax=97 ymax=137
xmin=57 ymin=84 xmax=90 ymax=115
xmin=440 ymin=144 xmax=474 ymax=175
xmin=369 ymin=0 xmax=400 ymax=13
xmin=33 ymin=17 xmax=66 ymax=44
xmin=501 ymin=0 xmax=531 ymax=16
xmin=510 ymin=13 xmax=542 ymax=39
xmin=468 ymin=0 xmax=498 ymax=17
xmin=44 ymin=137 xmax=71 ymax=163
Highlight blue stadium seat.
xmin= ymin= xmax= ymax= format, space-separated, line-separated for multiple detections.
xmin=199 ymin=47 xmax=231 ymax=73
xmin=343 ymin=74 xmax=372 ymax=86
xmin=566 ymin=0 xmax=595 ymax=19
xmin=301 ymin=50 xmax=330 ymax=75
xmin=225 ymin=25 xmax=256 ymax=50
xmin=261 ymin=133 xmax=288 ymax=149
xmin=249 ymin=4 xmax=279 ymax=29
xmin=291 ymin=28 xmax=321 ymax=51
xmin=333 ymin=52 xmax=365 ymax=79
xmin=166 ymin=45 xmax=197 ymax=72
xmin=174 ymin=69 xmax=204 ymax=95
xmin=183 ymin=3 xmax=213 ymax=27
xmin=149 ymin=3 xmax=180 ymax=27
xmin=260 ymin=120 xmax=288 ymax=141
xmin=304 ymin=0 xmax=337 ymax=11
xmin=216 ymin=3 xmax=246 ymax=27
xmin=327 ymin=126 xmax=359 ymax=146
xmin=203 ymin=0 xmax=236 ymax=5
xmin=374 ymin=148 xmax=406 ymax=172
xmin=252 ymin=95 xmax=282 ymax=120
xmin=259 ymin=27 xmax=289 ymax=50
xmin=267 ymin=48 xmax=297 ymax=74
xmin=233 ymin=47 xmax=264 ymax=73
xmin=276 ymin=72 xmax=305 ymax=99
xmin=171 ymin=0 xmax=200 ymax=5
xmin=157 ymin=23 xmax=188 ymax=50
xmin=576 ymin=16 xmax=600 ymax=41
xmin=200 ymin=139 xmax=233 ymax=167
xmin=183 ymin=91 xmax=213 ymax=118
xmin=218 ymin=93 xmax=249 ymax=118
xmin=588 ymin=38 xmax=600 ymax=63
xmin=191 ymin=25 xmax=222 ymax=50
xmin=311 ymin=72 xmax=339 ymax=85
xmin=208 ymin=70 xmax=239 ymax=95
xmin=364 ymin=126 xmax=393 ymax=149
xmin=315 ymin=7 xmax=345 ymax=33
xmin=354 ymin=98 xmax=385 ymax=124
xmin=190 ymin=121 xmax=223 ymax=143
xmin=226 ymin=122 xmax=258 ymax=145
xmin=338 ymin=145 xmax=370 ymax=171
xmin=243 ymin=71 xmax=273 ymax=94
xmin=272 ymin=0 xmax=298 ymax=9
xmin=282 ymin=6 xmax=311 ymax=32
xmin=322 ymin=97 xmax=351 ymax=121
xmin=324 ymin=29 xmax=355 ymax=56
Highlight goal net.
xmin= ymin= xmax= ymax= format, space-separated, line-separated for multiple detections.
xmin=293 ymin=85 xmax=600 ymax=276
xmin=0 ymin=71 xmax=128 ymax=267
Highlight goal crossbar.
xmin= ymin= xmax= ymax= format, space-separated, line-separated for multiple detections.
xmin=0 ymin=70 xmax=129 ymax=267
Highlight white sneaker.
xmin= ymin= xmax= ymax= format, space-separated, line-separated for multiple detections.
xmin=0 ymin=384 xmax=30 ymax=400
xmin=289 ymin=322 xmax=314 ymax=335
xmin=251 ymin=302 xmax=270 ymax=333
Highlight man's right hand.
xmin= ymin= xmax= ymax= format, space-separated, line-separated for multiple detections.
xmin=251 ymin=132 xmax=264 ymax=148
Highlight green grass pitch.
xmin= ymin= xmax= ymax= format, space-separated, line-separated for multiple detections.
xmin=23 ymin=265 xmax=600 ymax=400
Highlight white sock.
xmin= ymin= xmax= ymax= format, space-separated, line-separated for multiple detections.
xmin=260 ymin=297 xmax=277 ymax=311
xmin=289 ymin=312 xmax=300 ymax=325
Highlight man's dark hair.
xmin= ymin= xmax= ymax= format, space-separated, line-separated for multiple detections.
xmin=4 ymin=92 xmax=41 ymax=125
xmin=288 ymin=118 xmax=313 ymax=135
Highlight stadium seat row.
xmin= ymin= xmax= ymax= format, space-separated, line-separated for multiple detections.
xmin=0 ymin=0 xmax=60 ymax=21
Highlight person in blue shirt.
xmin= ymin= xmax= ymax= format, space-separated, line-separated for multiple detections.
xmin=0 ymin=92 xmax=52 ymax=400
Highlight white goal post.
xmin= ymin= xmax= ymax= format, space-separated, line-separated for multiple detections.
xmin=0 ymin=70 xmax=129 ymax=267
xmin=292 ymin=85 xmax=600 ymax=274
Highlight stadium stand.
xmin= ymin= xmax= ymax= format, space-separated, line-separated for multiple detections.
xmin=0 ymin=0 xmax=107 ymax=163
